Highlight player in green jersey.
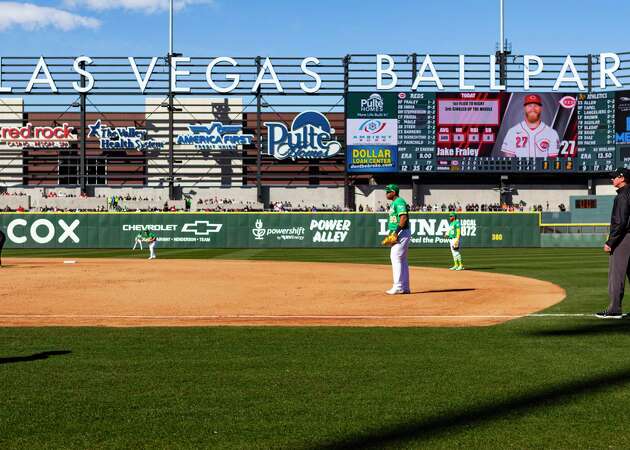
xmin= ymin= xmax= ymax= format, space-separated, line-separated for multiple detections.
xmin=384 ymin=184 xmax=411 ymax=294
xmin=445 ymin=213 xmax=463 ymax=270
xmin=144 ymin=230 xmax=158 ymax=260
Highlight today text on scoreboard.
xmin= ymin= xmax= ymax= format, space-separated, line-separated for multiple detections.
xmin=346 ymin=91 xmax=625 ymax=173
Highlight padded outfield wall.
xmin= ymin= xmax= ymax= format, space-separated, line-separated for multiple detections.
xmin=0 ymin=213 xmax=540 ymax=249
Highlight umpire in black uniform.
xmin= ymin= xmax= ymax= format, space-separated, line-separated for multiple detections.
xmin=597 ymin=168 xmax=630 ymax=319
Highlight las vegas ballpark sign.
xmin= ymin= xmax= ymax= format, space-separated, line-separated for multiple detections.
xmin=0 ymin=53 xmax=624 ymax=94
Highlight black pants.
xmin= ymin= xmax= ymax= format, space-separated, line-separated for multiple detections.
xmin=608 ymin=233 xmax=630 ymax=313
xmin=0 ymin=230 xmax=5 ymax=266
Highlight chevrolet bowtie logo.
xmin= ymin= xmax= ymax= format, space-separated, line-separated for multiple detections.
xmin=181 ymin=221 xmax=223 ymax=236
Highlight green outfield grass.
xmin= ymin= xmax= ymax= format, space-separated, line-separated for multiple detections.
xmin=2 ymin=248 xmax=629 ymax=449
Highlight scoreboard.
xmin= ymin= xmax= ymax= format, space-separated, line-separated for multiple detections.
xmin=577 ymin=92 xmax=616 ymax=173
xmin=346 ymin=91 xmax=624 ymax=174
xmin=397 ymin=92 xmax=436 ymax=172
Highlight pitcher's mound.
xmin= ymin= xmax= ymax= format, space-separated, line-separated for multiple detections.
xmin=1 ymin=258 xmax=565 ymax=327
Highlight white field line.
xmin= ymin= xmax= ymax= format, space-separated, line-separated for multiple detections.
xmin=0 ymin=313 xmax=591 ymax=320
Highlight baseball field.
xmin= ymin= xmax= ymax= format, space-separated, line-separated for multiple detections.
xmin=1 ymin=247 xmax=628 ymax=449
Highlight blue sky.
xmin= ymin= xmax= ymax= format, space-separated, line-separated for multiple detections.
xmin=0 ymin=0 xmax=627 ymax=56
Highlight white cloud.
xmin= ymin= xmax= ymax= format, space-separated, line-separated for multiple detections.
xmin=0 ymin=2 xmax=100 ymax=31
xmin=64 ymin=0 xmax=214 ymax=13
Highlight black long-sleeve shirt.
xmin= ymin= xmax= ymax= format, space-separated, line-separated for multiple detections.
xmin=607 ymin=185 xmax=630 ymax=249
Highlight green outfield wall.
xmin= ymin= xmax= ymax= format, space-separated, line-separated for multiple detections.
xmin=0 ymin=212 xmax=540 ymax=249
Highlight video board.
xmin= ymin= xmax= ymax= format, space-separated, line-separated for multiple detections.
xmin=346 ymin=91 xmax=621 ymax=174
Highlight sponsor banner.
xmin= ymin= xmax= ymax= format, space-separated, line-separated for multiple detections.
xmin=346 ymin=92 xmax=400 ymax=172
xmin=346 ymin=92 xmax=398 ymax=119
xmin=0 ymin=213 xmax=539 ymax=248
xmin=88 ymin=120 xmax=166 ymax=151
xmin=615 ymin=91 xmax=630 ymax=145
xmin=0 ymin=123 xmax=76 ymax=148
xmin=347 ymin=145 xmax=397 ymax=172
xmin=176 ymin=122 xmax=254 ymax=151
xmin=264 ymin=111 xmax=342 ymax=160
xmin=346 ymin=119 xmax=398 ymax=145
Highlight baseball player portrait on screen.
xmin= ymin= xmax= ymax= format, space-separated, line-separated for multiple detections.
xmin=381 ymin=184 xmax=411 ymax=295
xmin=501 ymin=94 xmax=560 ymax=158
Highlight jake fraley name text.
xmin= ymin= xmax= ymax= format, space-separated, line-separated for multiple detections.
xmin=0 ymin=54 xmax=624 ymax=94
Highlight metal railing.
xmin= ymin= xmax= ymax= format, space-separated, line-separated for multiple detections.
xmin=1 ymin=53 xmax=629 ymax=199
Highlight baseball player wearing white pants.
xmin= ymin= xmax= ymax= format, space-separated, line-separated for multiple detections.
xmin=132 ymin=233 xmax=143 ymax=250
xmin=390 ymin=228 xmax=411 ymax=293
xmin=384 ymin=184 xmax=411 ymax=295
xmin=446 ymin=213 xmax=464 ymax=270
xmin=143 ymin=230 xmax=158 ymax=259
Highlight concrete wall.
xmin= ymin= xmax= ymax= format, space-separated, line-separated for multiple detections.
xmin=422 ymin=185 xmax=499 ymax=207
xmin=593 ymin=178 xmax=616 ymax=195
xmin=268 ymin=187 xmax=345 ymax=208
xmin=511 ymin=185 xmax=587 ymax=209
xmin=94 ymin=187 xmax=170 ymax=202
xmin=569 ymin=195 xmax=614 ymax=223
xmin=355 ymin=186 xmax=411 ymax=211
xmin=188 ymin=187 xmax=258 ymax=203
xmin=0 ymin=196 xmax=30 ymax=210
xmin=35 ymin=198 xmax=107 ymax=211
xmin=114 ymin=199 xmax=185 ymax=211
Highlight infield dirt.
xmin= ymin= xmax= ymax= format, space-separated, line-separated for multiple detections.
xmin=0 ymin=258 xmax=565 ymax=327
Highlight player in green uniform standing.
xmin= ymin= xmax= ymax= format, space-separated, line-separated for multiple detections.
xmin=144 ymin=230 xmax=158 ymax=260
xmin=384 ymin=184 xmax=411 ymax=294
xmin=445 ymin=213 xmax=464 ymax=270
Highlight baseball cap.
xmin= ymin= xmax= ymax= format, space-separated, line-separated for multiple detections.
xmin=449 ymin=212 xmax=458 ymax=218
xmin=385 ymin=184 xmax=399 ymax=194
xmin=610 ymin=168 xmax=630 ymax=180
xmin=524 ymin=94 xmax=543 ymax=106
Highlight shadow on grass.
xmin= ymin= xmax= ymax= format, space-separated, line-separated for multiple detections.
xmin=0 ymin=350 xmax=71 ymax=365
xmin=531 ymin=320 xmax=630 ymax=336
xmin=310 ymin=367 xmax=630 ymax=449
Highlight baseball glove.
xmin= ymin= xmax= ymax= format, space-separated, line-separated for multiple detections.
xmin=452 ymin=239 xmax=460 ymax=250
xmin=381 ymin=234 xmax=398 ymax=246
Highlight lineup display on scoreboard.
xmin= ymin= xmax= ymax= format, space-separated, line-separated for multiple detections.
xmin=346 ymin=91 xmax=622 ymax=174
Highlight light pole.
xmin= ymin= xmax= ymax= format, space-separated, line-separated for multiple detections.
xmin=169 ymin=0 xmax=173 ymax=56
xmin=497 ymin=0 xmax=510 ymax=87
xmin=167 ymin=0 xmax=175 ymax=199
xmin=499 ymin=0 xmax=504 ymax=53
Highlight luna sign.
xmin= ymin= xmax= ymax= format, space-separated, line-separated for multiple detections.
xmin=0 ymin=54 xmax=625 ymax=94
